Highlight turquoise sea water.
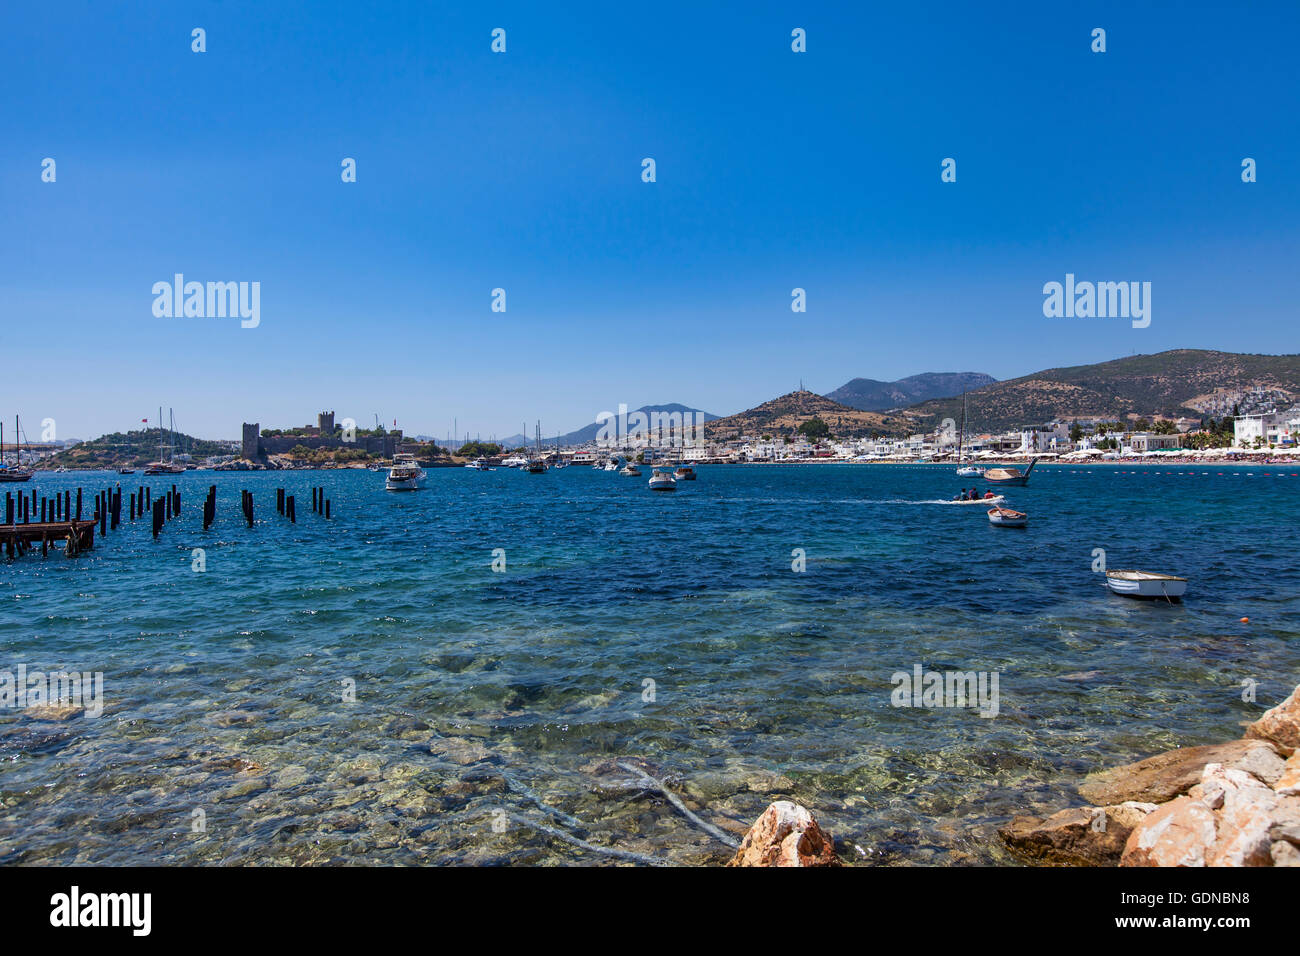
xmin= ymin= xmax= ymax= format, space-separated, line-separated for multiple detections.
xmin=2 ymin=463 xmax=1298 ymax=865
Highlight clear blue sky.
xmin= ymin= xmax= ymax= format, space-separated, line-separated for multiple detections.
xmin=3 ymin=1 xmax=1297 ymax=441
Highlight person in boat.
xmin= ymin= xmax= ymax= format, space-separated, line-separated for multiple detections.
xmin=983 ymin=490 xmax=995 ymax=499
xmin=954 ymin=488 xmax=967 ymax=501
xmin=967 ymin=488 xmax=978 ymax=500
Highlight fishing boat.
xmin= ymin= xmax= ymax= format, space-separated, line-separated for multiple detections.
xmin=1105 ymin=570 xmax=1188 ymax=600
xmin=673 ymin=466 xmax=697 ymax=481
xmin=648 ymin=468 xmax=676 ymax=491
xmin=466 ymin=459 xmax=489 ymax=471
xmin=987 ymin=506 xmax=1028 ymax=527
xmin=603 ymin=458 xmax=620 ymax=472
xmin=619 ymin=462 xmax=642 ymax=476
xmin=118 ymin=467 xmax=136 ymax=474
xmin=0 ymin=418 xmax=34 ymax=482
xmin=984 ymin=458 xmax=1038 ymax=486
xmin=385 ymin=453 xmax=426 ymax=490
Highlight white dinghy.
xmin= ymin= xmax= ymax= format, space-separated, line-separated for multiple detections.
xmin=987 ymin=507 xmax=1028 ymax=527
xmin=1105 ymin=570 xmax=1188 ymax=601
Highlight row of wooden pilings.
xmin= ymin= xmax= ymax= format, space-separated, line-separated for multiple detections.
xmin=274 ymin=486 xmax=331 ymax=523
xmin=4 ymin=481 xmax=333 ymax=558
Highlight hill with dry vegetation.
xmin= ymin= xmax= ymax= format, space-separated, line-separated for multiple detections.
xmin=704 ymin=391 xmax=910 ymax=440
xmin=899 ymin=350 xmax=1300 ymax=432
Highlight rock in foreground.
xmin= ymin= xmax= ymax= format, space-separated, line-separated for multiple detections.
xmin=1247 ymin=685 xmax=1300 ymax=756
xmin=1077 ymin=739 xmax=1284 ymax=806
xmin=999 ymin=802 xmax=1156 ymax=866
xmin=728 ymin=801 xmax=840 ymax=867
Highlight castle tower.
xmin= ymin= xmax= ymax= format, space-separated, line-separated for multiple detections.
xmin=242 ymin=422 xmax=261 ymax=460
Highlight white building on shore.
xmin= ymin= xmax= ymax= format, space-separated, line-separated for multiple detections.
xmin=1234 ymin=407 xmax=1300 ymax=448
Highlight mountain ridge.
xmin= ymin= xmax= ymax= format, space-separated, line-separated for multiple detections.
xmin=825 ymin=371 xmax=997 ymax=411
xmin=499 ymin=403 xmax=719 ymax=449
xmin=898 ymin=349 xmax=1300 ymax=432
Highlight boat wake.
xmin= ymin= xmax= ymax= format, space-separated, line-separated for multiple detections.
xmin=894 ymin=497 xmax=1007 ymax=506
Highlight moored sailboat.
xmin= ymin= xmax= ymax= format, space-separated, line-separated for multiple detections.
xmin=954 ymin=391 xmax=984 ymax=477
xmin=0 ymin=418 xmax=34 ymax=482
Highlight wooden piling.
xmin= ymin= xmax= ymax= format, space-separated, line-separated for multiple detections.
xmin=152 ymin=498 xmax=163 ymax=538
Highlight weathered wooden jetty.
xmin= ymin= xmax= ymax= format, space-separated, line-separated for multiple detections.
xmin=1 ymin=519 xmax=97 ymax=558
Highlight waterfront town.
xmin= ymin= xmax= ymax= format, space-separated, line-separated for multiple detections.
xmin=8 ymin=403 xmax=1300 ymax=472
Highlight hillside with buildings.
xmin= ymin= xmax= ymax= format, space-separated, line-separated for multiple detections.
xmin=899 ymin=350 xmax=1300 ymax=432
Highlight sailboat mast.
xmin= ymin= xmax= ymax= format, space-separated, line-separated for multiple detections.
xmin=958 ymin=391 xmax=966 ymax=462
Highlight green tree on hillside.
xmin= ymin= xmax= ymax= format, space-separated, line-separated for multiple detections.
xmin=797 ymin=417 xmax=831 ymax=440
xmin=458 ymin=441 xmax=502 ymax=458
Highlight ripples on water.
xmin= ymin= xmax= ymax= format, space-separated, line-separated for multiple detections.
xmin=1 ymin=464 xmax=1297 ymax=865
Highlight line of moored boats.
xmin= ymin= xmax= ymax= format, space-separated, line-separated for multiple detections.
xmin=949 ymin=456 xmax=1188 ymax=602
xmin=383 ymin=452 xmax=697 ymax=493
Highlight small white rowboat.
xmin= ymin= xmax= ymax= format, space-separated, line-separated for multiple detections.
xmin=987 ymin=507 xmax=1027 ymax=527
xmin=1105 ymin=570 xmax=1188 ymax=601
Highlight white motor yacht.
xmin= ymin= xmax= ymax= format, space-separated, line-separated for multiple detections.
xmin=386 ymin=453 xmax=427 ymax=491
xmin=648 ymin=468 xmax=676 ymax=491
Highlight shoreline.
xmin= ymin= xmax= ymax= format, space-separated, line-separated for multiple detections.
xmin=22 ymin=458 xmax=1300 ymax=473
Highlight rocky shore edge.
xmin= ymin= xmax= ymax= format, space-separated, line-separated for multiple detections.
xmin=999 ymin=682 xmax=1300 ymax=867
